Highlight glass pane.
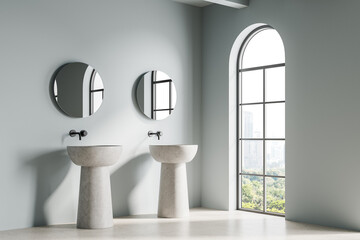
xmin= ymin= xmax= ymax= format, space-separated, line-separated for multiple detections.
xmin=241 ymin=70 xmax=263 ymax=104
xmin=265 ymin=141 xmax=285 ymax=176
xmin=155 ymin=111 xmax=170 ymax=120
xmin=265 ymin=103 xmax=285 ymax=138
xmin=266 ymin=177 xmax=285 ymax=214
xmin=242 ymin=175 xmax=263 ymax=211
xmin=156 ymin=71 xmax=170 ymax=81
xmin=155 ymin=82 xmax=170 ymax=110
xmin=242 ymin=140 xmax=263 ymax=174
xmin=92 ymin=91 xmax=103 ymax=114
xmin=242 ymin=104 xmax=263 ymax=138
xmin=242 ymin=29 xmax=285 ymax=69
xmin=93 ymin=72 xmax=104 ymax=90
xmin=265 ymin=67 xmax=285 ymax=102
xmin=238 ymin=176 xmax=242 ymax=208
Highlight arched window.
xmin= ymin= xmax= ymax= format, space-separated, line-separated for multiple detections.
xmin=90 ymin=70 xmax=104 ymax=115
xmin=238 ymin=26 xmax=285 ymax=215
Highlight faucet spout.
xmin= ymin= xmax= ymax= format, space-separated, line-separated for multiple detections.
xmin=69 ymin=130 xmax=88 ymax=141
xmin=156 ymin=131 xmax=162 ymax=140
xmin=148 ymin=131 xmax=163 ymax=140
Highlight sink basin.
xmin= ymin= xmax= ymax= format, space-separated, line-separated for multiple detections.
xmin=67 ymin=145 xmax=122 ymax=167
xmin=67 ymin=145 xmax=122 ymax=229
xmin=149 ymin=145 xmax=198 ymax=164
xmin=149 ymin=144 xmax=198 ymax=218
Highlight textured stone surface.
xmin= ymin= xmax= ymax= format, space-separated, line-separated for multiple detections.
xmin=67 ymin=145 xmax=122 ymax=167
xmin=149 ymin=145 xmax=198 ymax=164
xmin=67 ymin=145 xmax=122 ymax=229
xmin=149 ymin=145 xmax=198 ymax=218
xmin=77 ymin=167 xmax=113 ymax=229
xmin=158 ymin=163 xmax=189 ymax=218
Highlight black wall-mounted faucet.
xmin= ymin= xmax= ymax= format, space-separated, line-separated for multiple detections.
xmin=69 ymin=130 xmax=88 ymax=141
xmin=148 ymin=131 xmax=162 ymax=140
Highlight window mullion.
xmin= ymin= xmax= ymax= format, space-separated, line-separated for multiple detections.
xmin=239 ymin=63 xmax=285 ymax=72
xmin=239 ymin=71 xmax=243 ymax=209
xmin=263 ymin=68 xmax=266 ymax=213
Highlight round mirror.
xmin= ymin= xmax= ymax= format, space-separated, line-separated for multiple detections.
xmin=52 ymin=62 xmax=104 ymax=118
xmin=136 ymin=71 xmax=177 ymax=120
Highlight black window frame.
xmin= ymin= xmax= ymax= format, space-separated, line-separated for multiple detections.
xmin=151 ymin=71 xmax=174 ymax=120
xmin=237 ymin=25 xmax=286 ymax=216
xmin=89 ymin=69 xmax=104 ymax=115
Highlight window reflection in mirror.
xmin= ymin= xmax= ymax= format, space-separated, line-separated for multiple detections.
xmin=52 ymin=62 xmax=104 ymax=118
xmin=90 ymin=71 xmax=104 ymax=115
xmin=136 ymin=71 xmax=177 ymax=120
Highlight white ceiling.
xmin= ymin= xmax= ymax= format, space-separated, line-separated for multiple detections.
xmin=172 ymin=0 xmax=248 ymax=8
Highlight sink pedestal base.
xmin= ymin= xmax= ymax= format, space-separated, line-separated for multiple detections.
xmin=77 ymin=167 xmax=113 ymax=229
xmin=158 ymin=163 xmax=189 ymax=218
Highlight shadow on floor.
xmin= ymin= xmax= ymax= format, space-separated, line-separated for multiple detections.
xmin=26 ymin=150 xmax=71 ymax=227
xmin=111 ymin=153 xmax=152 ymax=217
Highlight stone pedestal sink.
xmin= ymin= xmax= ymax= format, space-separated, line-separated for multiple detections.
xmin=149 ymin=145 xmax=198 ymax=218
xmin=67 ymin=145 xmax=122 ymax=229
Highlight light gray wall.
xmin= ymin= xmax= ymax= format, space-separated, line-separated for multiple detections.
xmin=0 ymin=0 xmax=202 ymax=231
xmin=202 ymin=0 xmax=360 ymax=230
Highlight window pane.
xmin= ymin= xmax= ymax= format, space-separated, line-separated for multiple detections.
xmin=155 ymin=82 xmax=170 ymax=110
xmin=155 ymin=111 xmax=170 ymax=120
xmin=242 ymin=140 xmax=263 ymax=174
xmin=92 ymin=72 xmax=104 ymax=90
xmin=265 ymin=103 xmax=285 ymax=138
xmin=241 ymin=70 xmax=263 ymax=104
xmin=242 ymin=175 xmax=263 ymax=211
xmin=238 ymin=177 xmax=242 ymax=208
xmin=265 ymin=141 xmax=285 ymax=176
xmin=156 ymin=71 xmax=170 ymax=81
xmin=242 ymin=104 xmax=263 ymax=138
xmin=266 ymin=177 xmax=285 ymax=214
xmin=242 ymin=29 xmax=285 ymax=69
xmin=265 ymin=67 xmax=285 ymax=102
xmin=91 ymin=91 xmax=103 ymax=114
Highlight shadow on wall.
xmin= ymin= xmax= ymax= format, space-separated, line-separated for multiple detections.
xmin=111 ymin=153 xmax=152 ymax=217
xmin=27 ymin=150 xmax=71 ymax=227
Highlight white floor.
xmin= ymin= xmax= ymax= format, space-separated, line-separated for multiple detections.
xmin=1 ymin=208 xmax=359 ymax=240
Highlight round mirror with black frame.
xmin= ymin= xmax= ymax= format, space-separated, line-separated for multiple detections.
xmin=136 ymin=71 xmax=177 ymax=120
xmin=52 ymin=62 xmax=104 ymax=118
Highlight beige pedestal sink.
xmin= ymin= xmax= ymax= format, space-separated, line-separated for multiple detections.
xmin=67 ymin=145 xmax=122 ymax=229
xmin=149 ymin=145 xmax=198 ymax=218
